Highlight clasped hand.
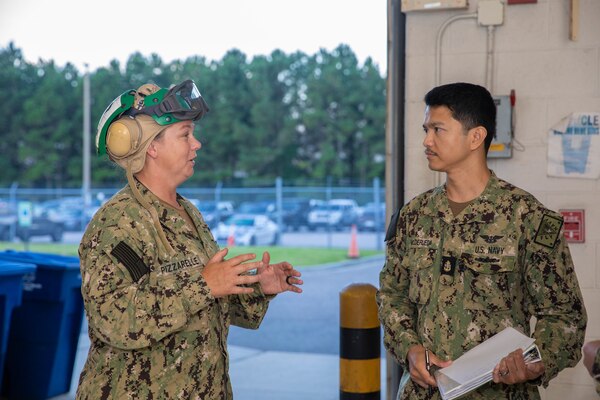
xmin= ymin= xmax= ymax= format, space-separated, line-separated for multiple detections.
xmin=492 ymin=348 xmax=545 ymax=384
xmin=408 ymin=345 xmax=545 ymax=389
xmin=202 ymin=248 xmax=303 ymax=298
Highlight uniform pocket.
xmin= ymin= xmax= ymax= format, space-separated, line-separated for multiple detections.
xmin=462 ymin=253 xmax=516 ymax=311
xmin=404 ymin=247 xmax=436 ymax=305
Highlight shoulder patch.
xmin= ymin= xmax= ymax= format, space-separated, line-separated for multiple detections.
xmin=534 ymin=214 xmax=563 ymax=248
xmin=111 ymin=241 xmax=150 ymax=281
xmin=385 ymin=208 xmax=400 ymax=242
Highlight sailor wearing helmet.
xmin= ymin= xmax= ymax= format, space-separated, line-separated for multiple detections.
xmin=77 ymin=80 xmax=303 ymax=399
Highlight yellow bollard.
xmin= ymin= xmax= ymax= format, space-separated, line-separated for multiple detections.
xmin=340 ymin=283 xmax=380 ymax=400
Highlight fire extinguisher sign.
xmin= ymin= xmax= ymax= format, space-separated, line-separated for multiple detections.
xmin=559 ymin=209 xmax=585 ymax=243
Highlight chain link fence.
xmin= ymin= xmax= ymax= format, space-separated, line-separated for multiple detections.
xmin=0 ymin=178 xmax=386 ymax=247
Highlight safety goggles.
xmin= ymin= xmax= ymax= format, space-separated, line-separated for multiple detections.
xmin=96 ymin=80 xmax=209 ymax=155
xmin=128 ymin=80 xmax=210 ymax=125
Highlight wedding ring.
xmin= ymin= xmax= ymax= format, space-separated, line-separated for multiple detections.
xmin=500 ymin=370 xmax=509 ymax=377
xmin=285 ymin=276 xmax=293 ymax=285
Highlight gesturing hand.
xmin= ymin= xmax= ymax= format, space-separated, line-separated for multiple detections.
xmin=255 ymin=251 xmax=303 ymax=295
xmin=201 ymin=248 xmax=263 ymax=298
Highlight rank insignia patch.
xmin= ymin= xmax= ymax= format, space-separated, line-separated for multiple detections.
xmin=534 ymin=214 xmax=563 ymax=248
xmin=440 ymin=256 xmax=457 ymax=276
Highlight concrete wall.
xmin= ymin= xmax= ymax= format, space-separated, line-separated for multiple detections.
xmin=402 ymin=0 xmax=600 ymax=398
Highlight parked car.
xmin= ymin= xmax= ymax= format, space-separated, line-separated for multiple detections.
xmin=275 ymin=198 xmax=314 ymax=231
xmin=0 ymin=200 xmax=64 ymax=242
xmin=194 ymin=201 xmax=234 ymax=229
xmin=37 ymin=197 xmax=100 ymax=231
xmin=237 ymin=201 xmax=275 ymax=215
xmin=16 ymin=208 xmax=64 ymax=242
xmin=357 ymin=202 xmax=386 ymax=232
xmin=307 ymin=199 xmax=360 ymax=231
xmin=214 ymin=214 xmax=280 ymax=246
xmin=0 ymin=199 xmax=17 ymax=241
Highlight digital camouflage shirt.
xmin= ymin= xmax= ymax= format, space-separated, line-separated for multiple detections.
xmin=76 ymin=181 xmax=271 ymax=400
xmin=377 ymin=172 xmax=587 ymax=400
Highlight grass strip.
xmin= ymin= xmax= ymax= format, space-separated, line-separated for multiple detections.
xmin=0 ymin=242 xmax=382 ymax=267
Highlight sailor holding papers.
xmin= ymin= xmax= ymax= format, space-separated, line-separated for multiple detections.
xmin=377 ymin=83 xmax=587 ymax=399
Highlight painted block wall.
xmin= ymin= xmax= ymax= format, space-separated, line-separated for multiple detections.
xmin=402 ymin=0 xmax=600 ymax=398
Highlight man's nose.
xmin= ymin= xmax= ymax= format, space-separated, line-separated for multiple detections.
xmin=422 ymin=130 xmax=433 ymax=147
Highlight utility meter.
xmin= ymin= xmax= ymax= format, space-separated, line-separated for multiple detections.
xmin=489 ymin=95 xmax=513 ymax=158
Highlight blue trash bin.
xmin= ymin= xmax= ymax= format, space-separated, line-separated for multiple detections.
xmin=0 ymin=250 xmax=84 ymax=400
xmin=0 ymin=261 xmax=36 ymax=395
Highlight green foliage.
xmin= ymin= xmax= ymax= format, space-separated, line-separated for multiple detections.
xmin=0 ymin=42 xmax=386 ymax=187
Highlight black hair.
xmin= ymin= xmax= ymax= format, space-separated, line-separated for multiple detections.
xmin=424 ymin=82 xmax=496 ymax=154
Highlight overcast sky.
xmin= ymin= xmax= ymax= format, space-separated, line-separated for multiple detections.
xmin=0 ymin=0 xmax=387 ymax=73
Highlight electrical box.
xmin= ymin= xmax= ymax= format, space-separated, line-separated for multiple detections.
xmin=478 ymin=0 xmax=504 ymax=26
xmin=489 ymin=95 xmax=513 ymax=158
xmin=401 ymin=0 xmax=468 ymax=12
xmin=560 ymin=209 xmax=585 ymax=243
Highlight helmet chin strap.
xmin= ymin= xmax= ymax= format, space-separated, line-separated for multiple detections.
xmin=125 ymin=162 xmax=176 ymax=255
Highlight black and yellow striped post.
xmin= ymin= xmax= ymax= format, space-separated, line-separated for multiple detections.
xmin=340 ymin=283 xmax=380 ymax=400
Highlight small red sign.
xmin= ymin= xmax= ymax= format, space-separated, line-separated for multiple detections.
xmin=559 ymin=209 xmax=585 ymax=243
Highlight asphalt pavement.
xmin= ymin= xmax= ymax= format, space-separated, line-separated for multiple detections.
xmin=48 ymin=255 xmax=388 ymax=400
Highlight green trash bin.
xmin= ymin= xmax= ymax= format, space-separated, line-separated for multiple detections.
xmin=0 ymin=260 xmax=36 ymax=395
xmin=0 ymin=250 xmax=83 ymax=400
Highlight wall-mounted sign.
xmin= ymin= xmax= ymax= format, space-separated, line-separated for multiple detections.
xmin=17 ymin=201 xmax=32 ymax=228
xmin=548 ymin=112 xmax=600 ymax=179
xmin=559 ymin=209 xmax=585 ymax=243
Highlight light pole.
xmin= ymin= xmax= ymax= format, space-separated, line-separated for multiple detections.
xmin=82 ymin=63 xmax=91 ymax=230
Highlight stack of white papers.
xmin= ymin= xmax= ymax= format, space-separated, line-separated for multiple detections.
xmin=434 ymin=327 xmax=542 ymax=400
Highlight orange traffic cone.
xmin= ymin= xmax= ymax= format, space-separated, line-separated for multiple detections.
xmin=347 ymin=224 xmax=360 ymax=259
xmin=227 ymin=225 xmax=235 ymax=247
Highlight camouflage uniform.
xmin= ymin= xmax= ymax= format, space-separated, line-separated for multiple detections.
xmin=377 ymin=172 xmax=587 ymax=399
xmin=76 ymin=180 xmax=272 ymax=400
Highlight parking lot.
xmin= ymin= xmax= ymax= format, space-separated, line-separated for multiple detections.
xmin=40 ymin=228 xmax=388 ymax=252
xmin=0 ymin=181 xmax=386 ymax=247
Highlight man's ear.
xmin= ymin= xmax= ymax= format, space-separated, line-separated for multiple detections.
xmin=470 ymin=126 xmax=487 ymax=151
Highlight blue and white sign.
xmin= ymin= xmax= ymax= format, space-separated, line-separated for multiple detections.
xmin=17 ymin=201 xmax=33 ymax=228
xmin=548 ymin=112 xmax=600 ymax=179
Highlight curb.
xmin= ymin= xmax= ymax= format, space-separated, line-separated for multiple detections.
xmin=298 ymin=254 xmax=385 ymax=271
